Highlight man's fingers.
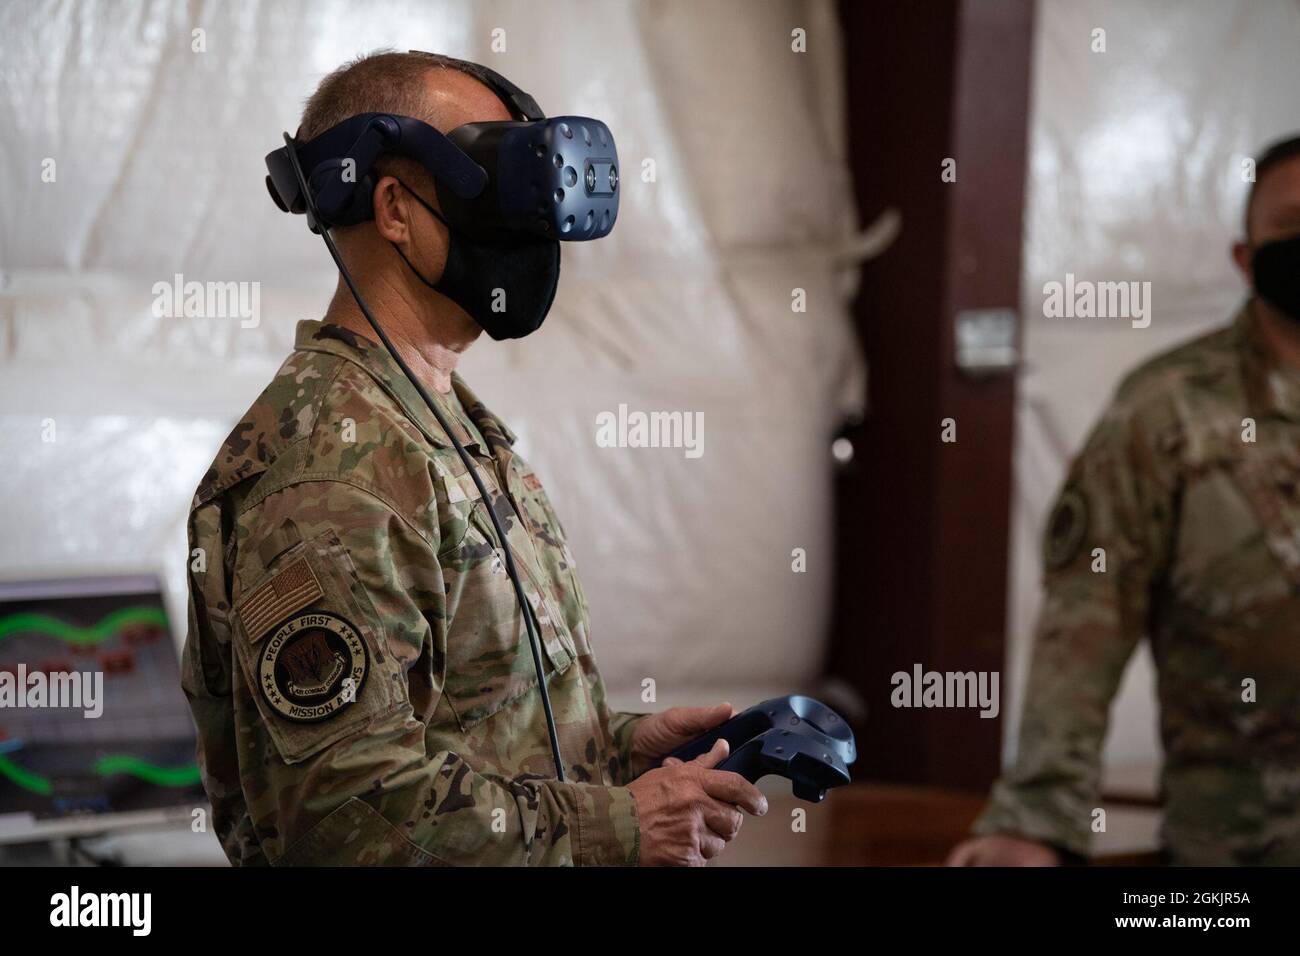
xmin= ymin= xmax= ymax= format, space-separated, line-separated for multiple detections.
xmin=945 ymin=842 xmax=975 ymax=866
xmin=699 ymin=833 xmax=727 ymax=861
xmin=690 ymin=737 xmax=730 ymax=769
xmin=701 ymin=800 xmax=744 ymax=840
xmin=667 ymin=702 xmax=734 ymax=734
xmin=661 ymin=756 xmax=684 ymax=768
xmin=699 ymin=769 xmax=768 ymax=815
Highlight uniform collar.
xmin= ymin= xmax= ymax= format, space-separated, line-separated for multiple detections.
xmin=294 ymin=320 xmax=517 ymax=450
xmin=451 ymin=372 xmax=518 ymax=457
xmin=1237 ymin=299 xmax=1300 ymax=423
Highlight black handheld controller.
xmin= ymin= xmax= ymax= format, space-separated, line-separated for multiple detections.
xmin=664 ymin=695 xmax=856 ymax=803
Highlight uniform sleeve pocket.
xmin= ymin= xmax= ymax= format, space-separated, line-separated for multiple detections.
xmin=275 ymin=797 xmax=445 ymax=867
xmin=231 ymin=529 xmax=406 ymax=765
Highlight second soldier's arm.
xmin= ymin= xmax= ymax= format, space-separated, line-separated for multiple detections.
xmin=972 ymin=389 xmax=1179 ymax=857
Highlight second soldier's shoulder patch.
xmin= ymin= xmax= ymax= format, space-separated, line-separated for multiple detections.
xmin=1044 ymin=486 xmax=1089 ymax=571
xmin=257 ymin=611 xmax=369 ymax=723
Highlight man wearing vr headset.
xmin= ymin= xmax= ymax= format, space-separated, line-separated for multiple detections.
xmin=181 ymin=51 xmax=766 ymax=867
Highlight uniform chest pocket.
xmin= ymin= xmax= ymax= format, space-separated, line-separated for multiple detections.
xmin=438 ymin=496 xmax=577 ymax=729
xmin=514 ymin=473 xmax=594 ymax=658
xmin=230 ymin=529 xmax=405 ymax=764
xmin=1231 ymin=447 xmax=1300 ymax=578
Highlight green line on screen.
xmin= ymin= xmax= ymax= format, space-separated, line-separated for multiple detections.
xmin=0 ymin=606 xmax=168 ymax=646
xmin=0 ymin=754 xmax=53 ymax=795
xmin=0 ymin=753 xmax=199 ymax=795
xmin=91 ymin=755 xmax=202 ymax=788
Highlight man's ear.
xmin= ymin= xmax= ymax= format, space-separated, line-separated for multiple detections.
xmin=1232 ymin=238 xmax=1255 ymax=289
xmin=371 ymin=175 xmax=411 ymax=244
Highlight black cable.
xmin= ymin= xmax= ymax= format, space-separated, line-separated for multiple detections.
xmin=282 ymin=134 xmax=566 ymax=782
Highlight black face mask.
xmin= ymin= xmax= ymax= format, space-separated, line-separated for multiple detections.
xmin=391 ymin=179 xmax=561 ymax=340
xmin=1252 ymin=234 xmax=1300 ymax=321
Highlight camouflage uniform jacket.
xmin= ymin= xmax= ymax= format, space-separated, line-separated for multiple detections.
xmin=182 ymin=319 xmax=644 ymax=866
xmin=975 ymin=301 xmax=1300 ymax=865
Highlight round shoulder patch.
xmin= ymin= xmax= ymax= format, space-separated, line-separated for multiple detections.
xmin=1044 ymin=487 xmax=1089 ymax=571
xmin=258 ymin=611 xmax=369 ymax=723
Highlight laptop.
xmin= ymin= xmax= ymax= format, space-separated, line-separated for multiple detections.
xmin=0 ymin=575 xmax=207 ymax=844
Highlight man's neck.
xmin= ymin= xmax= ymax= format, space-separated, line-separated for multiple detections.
xmin=322 ymin=275 xmax=479 ymax=394
xmin=1253 ymin=297 xmax=1300 ymax=373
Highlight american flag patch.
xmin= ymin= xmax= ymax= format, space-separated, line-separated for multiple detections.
xmin=238 ymin=558 xmax=324 ymax=643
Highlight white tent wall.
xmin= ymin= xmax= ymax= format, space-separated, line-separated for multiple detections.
xmin=0 ymin=1 xmax=864 ymax=713
xmin=1009 ymin=0 xmax=1300 ymax=792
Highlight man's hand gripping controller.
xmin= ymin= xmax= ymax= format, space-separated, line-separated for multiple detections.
xmin=663 ymin=695 xmax=856 ymax=802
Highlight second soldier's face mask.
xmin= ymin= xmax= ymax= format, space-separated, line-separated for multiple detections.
xmin=390 ymin=179 xmax=561 ymax=341
xmin=1252 ymin=233 xmax=1300 ymax=321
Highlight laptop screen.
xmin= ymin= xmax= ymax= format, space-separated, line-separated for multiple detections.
xmin=0 ymin=575 xmax=205 ymax=839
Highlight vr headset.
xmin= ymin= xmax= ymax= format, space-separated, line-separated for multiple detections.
xmin=263 ymin=52 xmax=619 ymax=242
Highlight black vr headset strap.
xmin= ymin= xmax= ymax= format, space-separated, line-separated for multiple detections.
xmin=407 ymin=50 xmax=545 ymax=121
xmin=279 ymin=132 xmax=568 ymax=783
xmin=267 ymin=114 xmax=490 ymax=230
xmin=269 ymin=54 xmax=544 ymax=229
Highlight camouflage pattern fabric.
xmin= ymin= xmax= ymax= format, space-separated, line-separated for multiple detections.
xmin=974 ymin=301 xmax=1300 ymax=864
xmin=182 ymin=320 xmax=644 ymax=866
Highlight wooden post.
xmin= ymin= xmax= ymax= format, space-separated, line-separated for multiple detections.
xmin=828 ymin=0 xmax=1035 ymax=790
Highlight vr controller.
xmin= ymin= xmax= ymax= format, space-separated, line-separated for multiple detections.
xmin=665 ymin=695 xmax=856 ymax=803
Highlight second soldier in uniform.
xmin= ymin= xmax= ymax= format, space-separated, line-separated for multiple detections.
xmin=950 ymin=135 xmax=1300 ymax=866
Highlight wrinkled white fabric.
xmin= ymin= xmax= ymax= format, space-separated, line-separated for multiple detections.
xmin=0 ymin=0 xmax=864 ymax=711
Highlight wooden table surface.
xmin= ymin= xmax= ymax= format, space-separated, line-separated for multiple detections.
xmin=714 ymin=783 xmax=1162 ymax=866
